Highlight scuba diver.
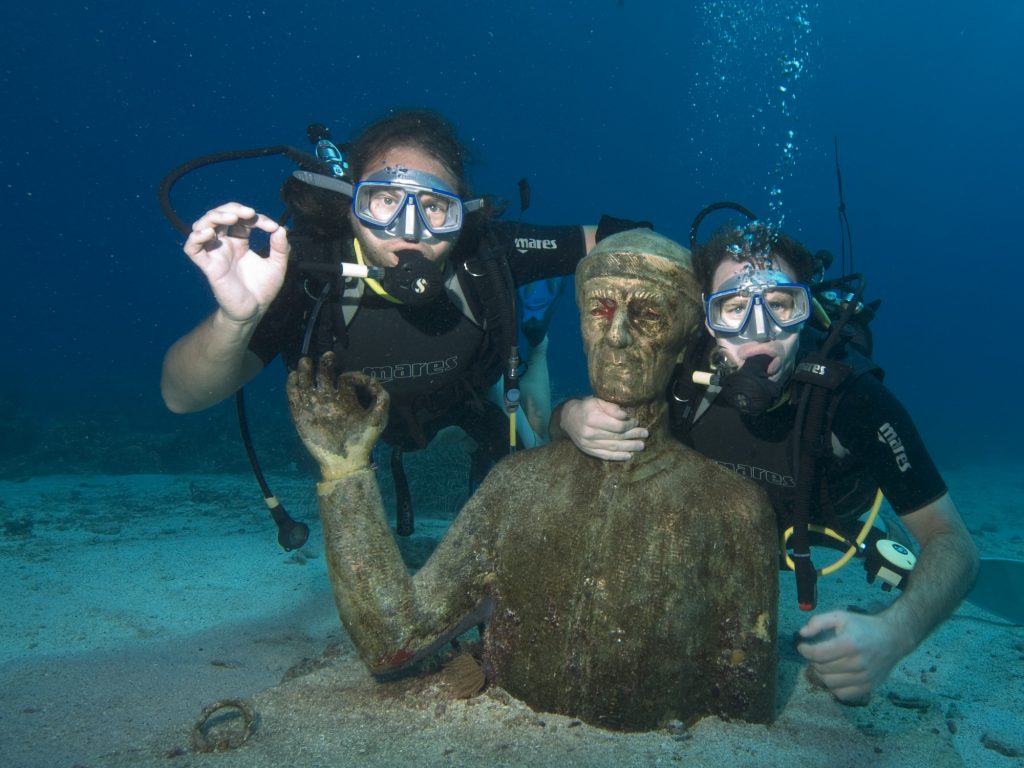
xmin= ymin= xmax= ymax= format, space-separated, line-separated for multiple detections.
xmin=553 ymin=220 xmax=979 ymax=704
xmin=161 ymin=109 xmax=648 ymax=537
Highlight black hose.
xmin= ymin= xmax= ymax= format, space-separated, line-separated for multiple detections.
xmin=159 ymin=143 xmax=318 ymax=551
xmin=236 ymin=390 xmax=309 ymax=551
xmin=689 ymin=201 xmax=758 ymax=249
xmin=158 ymin=145 xmax=315 ymax=235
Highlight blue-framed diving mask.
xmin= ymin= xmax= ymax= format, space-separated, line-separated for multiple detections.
xmin=352 ymin=166 xmax=483 ymax=243
xmin=705 ymin=267 xmax=811 ymax=342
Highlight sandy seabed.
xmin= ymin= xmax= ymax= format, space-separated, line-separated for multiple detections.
xmin=0 ymin=465 xmax=1021 ymax=768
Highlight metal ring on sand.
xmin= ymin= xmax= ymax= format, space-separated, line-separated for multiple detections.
xmin=190 ymin=698 xmax=257 ymax=753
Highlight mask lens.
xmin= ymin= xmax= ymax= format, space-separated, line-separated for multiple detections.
xmin=706 ymin=273 xmax=811 ymax=338
xmin=354 ymin=178 xmax=464 ymax=235
xmin=763 ymin=288 xmax=802 ymax=325
xmin=413 ymin=190 xmax=461 ymax=232
xmin=357 ymin=185 xmax=408 ymax=226
xmin=711 ymin=294 xmax=752 ymax=331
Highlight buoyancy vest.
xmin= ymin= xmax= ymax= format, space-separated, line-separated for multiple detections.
xmin=678 ymin=327 xmax=883 ymax=535
xmin=287 ymin=227 xmax=517 ymax=450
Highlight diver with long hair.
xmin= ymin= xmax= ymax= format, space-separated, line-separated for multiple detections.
xmin=162 ymin=109 xmax=647 ymax=531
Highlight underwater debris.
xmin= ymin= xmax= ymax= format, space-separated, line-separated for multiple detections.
xmin=887 ymin=691 xmax=932 ymax=712
xmin=190 ymin=698 xmax=257 ymax=753
xmin=280 ymin=637 xmax=350 ymax=682
xmin=441 ymin=651 xmax=487 ymax=699
xmin=982 ymin=731 xmax=1023 ymax=758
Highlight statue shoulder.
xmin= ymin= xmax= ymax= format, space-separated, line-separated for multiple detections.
xmin=478 ymin=442 xmax=590 ymax=494
xmin=668 ymin=442 xmax=775 ymax=520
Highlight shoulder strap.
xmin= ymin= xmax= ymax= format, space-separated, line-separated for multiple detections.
xmin=788 ymin=324 xmax=884 ymax=610
xmin=445 ymin=263 xmax=483 ymax=327
xmin=458 ymin=225 xmax=518 ymax=359
xmin=288 ymin=236 xmax=358 ymax=355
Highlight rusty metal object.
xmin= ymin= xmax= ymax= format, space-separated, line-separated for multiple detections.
xmin=190 ymin=698 xmax=257 ymax=753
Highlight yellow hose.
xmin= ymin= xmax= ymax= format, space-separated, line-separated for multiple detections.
xmin=782 ymin=488 xmax=885 ymax=575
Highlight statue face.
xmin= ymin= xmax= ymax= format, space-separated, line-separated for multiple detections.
xmin=580 ymin=274 xmax=692 ymax=406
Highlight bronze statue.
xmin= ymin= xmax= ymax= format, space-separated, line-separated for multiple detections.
xmin=287 ymin=229 xmax=779 ymax=730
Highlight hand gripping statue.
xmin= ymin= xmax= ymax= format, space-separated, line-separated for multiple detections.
xmin=287 ymin=229 xmax=779 ymax=730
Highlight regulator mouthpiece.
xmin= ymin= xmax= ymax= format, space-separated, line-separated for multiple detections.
xmin=379 ymin=249 xmax=444 ymax=305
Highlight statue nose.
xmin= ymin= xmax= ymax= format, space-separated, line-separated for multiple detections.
xmin=605 ymin=307 xmax=633 ymax=348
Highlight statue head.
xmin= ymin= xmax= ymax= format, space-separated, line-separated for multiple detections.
xmin=575 ymin=230 xmax=702 ymax=407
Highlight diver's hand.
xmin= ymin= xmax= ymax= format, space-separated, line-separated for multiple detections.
xmin=796 ymin=610 xmax=904 ymax=704
xmin=560 ymin=397 xmax=647 ymax=461
xmin=184 ymin=203 xmax=290 ymax=324
xmin=286 ymin=354 xmax=389 ymax=481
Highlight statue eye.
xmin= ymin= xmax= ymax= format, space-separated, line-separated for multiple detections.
xmin=629 ymin=303 xmax=661 ymax=323
xmin=590 ymin=297 xmax=616 ymax=319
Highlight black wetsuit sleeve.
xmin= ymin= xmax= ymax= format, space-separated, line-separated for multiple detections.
xmin=488 ymin=220 xmax=588 ymax=285
xmin=829 ymin=373 xmax=948 ymax=515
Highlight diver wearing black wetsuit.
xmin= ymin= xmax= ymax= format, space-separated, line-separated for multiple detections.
xmin=679 ymin=335 xmax=948 ymax=539
xmin=250 ymin=220 xmax=588 ymax=461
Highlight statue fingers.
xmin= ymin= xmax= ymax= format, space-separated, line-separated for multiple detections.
xmin=293 ymin=356 xmax=315 ymax=390
xmin=286 ymin=357 xmax=316 ymax=418
xmin=316 ymin=352 xmax=338 ymax=391
xmin=336 ymin=372 xmax=390 ymax=429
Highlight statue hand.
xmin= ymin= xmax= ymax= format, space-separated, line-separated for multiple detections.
xmin=286 ymin=353 xmax=389 ymax=480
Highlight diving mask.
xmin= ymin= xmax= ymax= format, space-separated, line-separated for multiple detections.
xmin=353 ymin=166 xmax=483 ymax=242
xmin=706 ymin=266 xmax=811 ymax=342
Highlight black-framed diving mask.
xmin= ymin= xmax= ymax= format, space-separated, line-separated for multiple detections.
xmin=352 ymin=166 xmax=483 ymax=243
xmin=705 ymin=267 xmax=811 ymax=342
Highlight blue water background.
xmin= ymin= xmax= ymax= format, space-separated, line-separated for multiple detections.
xmin=2 ymin=0 xmax=1021 ymax=471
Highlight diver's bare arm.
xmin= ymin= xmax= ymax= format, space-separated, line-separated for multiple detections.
xmin=880 ymin=494 xmax=979 ymax=655
xmin=797 ymin=493 xmax=979 ymax=701
xmin=289 ymin=355 xmax=494 ymax=674
xmin=162 ymin=203 xmax=289 ymax=413
xmin=161 ymin=312 xmax=265 ymax=413
xmin=514 ymin=335 xmax=550 ymax=446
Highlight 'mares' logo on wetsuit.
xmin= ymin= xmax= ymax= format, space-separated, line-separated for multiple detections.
xmin=877 ymin=422 xmax=911 ymax=473
xmin=363 ymin=356 xmax=458 ymax=383
xmin=714 ymin=461 xmax=796 ymax=489
xmin=515 ymin=237 xmax=559 ymax=254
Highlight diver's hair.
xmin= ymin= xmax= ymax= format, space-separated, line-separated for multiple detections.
xmin=693 ymin=222 xmax=815 ymax=290
xmin=279 ymin=175 xmax=351 ymax=239
xmin=348 ymin=108 xmax=470 ymax=196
